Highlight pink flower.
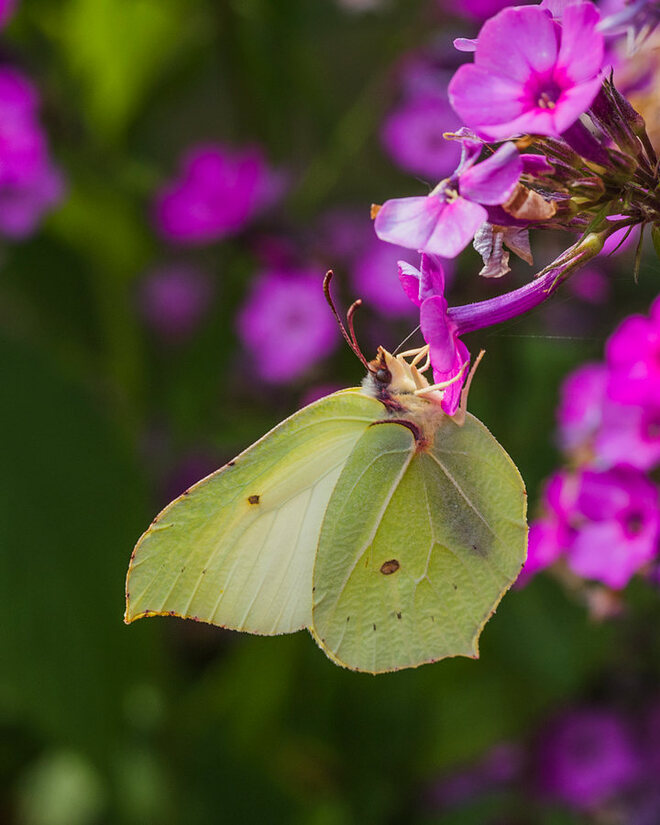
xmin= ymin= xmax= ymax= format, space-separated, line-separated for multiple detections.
xmin=567 ymin=467 xmax=660 ymax=588
xmin=154 ymin=144 xmax=282 ymax=246
xmin=606 ymin=295 xmax=660 ymax=407
xmin=557 ymin=362 xmax=607 ymax=451
xmin=375 ymin=138 xmax=521 ymax=257
xmin=448 ymin=3 xmax=605 ymax=139
xmin=237 ymin=268 xmax=338 ymax=384
xmin=398 ymin=254 xmax=469 ymax=415
xmin=381 ymin=94 xmax=462 ymax=180
xmin=138 ymin=264 xmax=213 ymax=342
xmin=538 ymin=709 xmax=641 ymax=810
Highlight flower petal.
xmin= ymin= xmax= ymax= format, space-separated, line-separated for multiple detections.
xmin=449 ymin=65 xmax=526 ymax=130
xmin=419 ymin=253 xmax=446 ymax=300
xmin=424 ymin=197 xmax=486 ymax=257
xmin=556 ymin=2 xmax=604 ymax=84
xmin=474 ymin=6 xmax=560 ymax=81
xmin=553 ymin=76 xmax=604 ymax=133
xmin=459 ymin=142 xmax=522 ymax=205
xmin=397 ymin=260 xmax=423 ymax=306
xmin=374 ymin=195 xmax=440 ymax=251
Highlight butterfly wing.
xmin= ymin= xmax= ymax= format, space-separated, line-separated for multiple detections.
xmin=125 ymin=389 xmax=383 ymax=636
xmin=311 ymin=412 xmax=527 ymax=673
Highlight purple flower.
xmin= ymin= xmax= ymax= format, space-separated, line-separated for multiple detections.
xmin=538 ymin=708 xmax=641 ymax=809
xmin=448 ymin=3 xmax=605 ymax=139
xmin=569 ymin=268 xmax=610 ymax=304
xmin=138 ymin=264 xmax=213 ymax=342
xmin=375 ymin=138 xmax=522 ymax=257
xmin=596 ymin=402 xmax=660 ymax=471
xmin=606 ymin=296 xmax=660 ymax=407
xmin=353 ymin=238 xmax=424 ymax=318
xmin=0 ymin=66 xmax=64 ymax=238
xmin=154 ymin=144 xmax=282 ymax=246
xmin=398 ymin=253 xmax=470 ymax=414
xmin=521 ymin=472 xmax=576 ymax=581
xmin=381 ymin=94 xmax=462 ymax=180
xmin=567 ymin=466 xmax=660 ymax=588
xmin=557 ymin=362 xmax=608 ymax=451
xmin=0 ymin=161 xmax=64 ymax=239
xmin=237 ymin=268 xmax=338 ymax=384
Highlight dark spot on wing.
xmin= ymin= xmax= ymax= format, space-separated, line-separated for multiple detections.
xmin=228 ymin=460 xmax=236 ymax=466
xmin=346 ymin=616 xmax=351 ymax=622
xmin=380 ymin=559 xmax=400 ymax=575
xmin=452 ymin=583 xmax=458 ymax=590
xmin=373 ymin=623 xmax=377 ymax=631
xmin=396 ymin=611 xmax=402 ymax=620
xmin=248 ymin=494 xmax=260 ymax=505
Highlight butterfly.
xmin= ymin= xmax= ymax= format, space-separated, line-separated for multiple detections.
xmin=124 ymin=274 xmax=528 ymax=674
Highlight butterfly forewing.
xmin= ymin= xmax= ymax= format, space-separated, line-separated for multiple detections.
xmin=125 ymin=389 xmax=382 ymax=635
xmin=311 ymin=412 xmax=527 ymax=673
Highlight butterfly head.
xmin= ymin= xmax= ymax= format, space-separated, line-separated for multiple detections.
xmin=364 ymin=347 xmax=445 ymax=406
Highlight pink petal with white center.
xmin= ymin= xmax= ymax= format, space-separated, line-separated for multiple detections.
xmin=449 ymin=65 xmax=526 ymax=128
xmin=459 ymin=142 xmax=522 ymax=205
xmin=425 ymin=197 xmax=486 ymax=257
xmin=474 ymin=6 xmax=560 ymax=81
xmin=556 ymin=2 xmax=604 ymax=83
xmin=374 ymin=195 xmax=441 ymax=251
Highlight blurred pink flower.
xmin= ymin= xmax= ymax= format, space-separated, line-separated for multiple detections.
xmin=138 ymin=264 xmax=213 ymax=341
xmin=237 ymin=268 xmax=338 ymax=384
xmin=154 ymin=144 xmax=283 ymax=246
xmin=606 ymin=295 xmax=660 ymax=407
xmin=0 ymin=0 xmax=17 ymax=29
xmin=0 ymin=66 xmax=64 ymax=238
xmin=353 ymin=237 xmax=420 ymax=318
xmin=448 ymin=3 xmax=605 ymax=139
xmin=557 ymin=362 xmax=607 ymax=451
xmin=567 ymin=467 xmax=660 ymax=588
xmin=539 ymin=708 xmax=641 ymax=809
xmin=381 ymin=94 xmax=462 ymax=180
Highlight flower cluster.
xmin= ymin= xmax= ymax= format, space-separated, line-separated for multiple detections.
xmin=524 ymin=298 xmax=660 ymax=589
xmin=370 ymin=0 xmax=660 ymax=426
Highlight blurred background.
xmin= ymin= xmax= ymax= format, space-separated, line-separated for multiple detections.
xmin=2 ymin=1 xmax=660 ymax=823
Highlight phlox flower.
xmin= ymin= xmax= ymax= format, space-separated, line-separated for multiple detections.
xmin=138 ymin=264 xmax=213 ymax=342
xmin=448 ymin=3 xmax=605 ymax=139
xmin=557 ymin=361 xmax=660 ymax=471
xmin=398 ymin=253 xmax=469 ymax=415
xmin=154 ymin=144 xmax=282 ymax=246
xmin=237 ymin=268 xmax=338 ymax=384
xmin=375 ymin=137 xmax=521 ymax=257
xmin=0 ymin=0 xmax=16 ymax=28
xmin=606 ymin=295 xmax=660 ymax=407
xmin=523 ymin=467 xmax=660 ymax=588
xmin=381 ymin=93 xmax=462 ymax=179
xmin=538 ymin=708 xmax=641 ymax=809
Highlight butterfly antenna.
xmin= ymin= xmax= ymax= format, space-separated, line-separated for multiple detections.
xmin=323 ymin=271 xmax=373 ymax=372
xmin=392 ymin=325 xmax=421 ymax=355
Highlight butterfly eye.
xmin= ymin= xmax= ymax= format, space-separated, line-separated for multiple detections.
xmin=375 ymin=368 xmax=391 ymax=385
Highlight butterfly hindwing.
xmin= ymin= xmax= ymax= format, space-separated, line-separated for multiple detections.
xmin=125 ymin=389 xmax=383 ymax=636
xmin=311 ymin=412 xmax=527 ymax=673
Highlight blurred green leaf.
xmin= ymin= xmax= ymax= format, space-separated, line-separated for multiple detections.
xmin=44 ymin=0 xmax=198 ymax=142
xmin=0 ymin=334 xmax=162 ymax=753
